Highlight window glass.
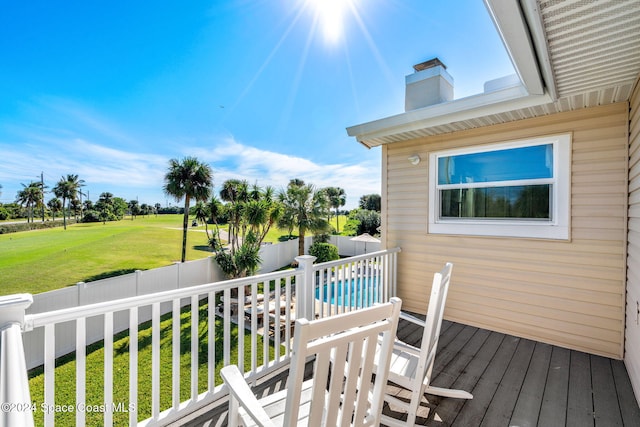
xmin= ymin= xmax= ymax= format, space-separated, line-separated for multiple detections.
xmin=440 ymin=185 xmax=551 ymax=219
xmin=437 ymin=144 xmax=553 ymax=185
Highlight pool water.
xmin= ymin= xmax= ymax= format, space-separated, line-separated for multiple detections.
xmin=315 ymin=277 xmax=379 ymax=307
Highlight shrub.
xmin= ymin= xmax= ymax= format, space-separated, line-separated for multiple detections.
xmin=0 ymin=207 xmax=8 ymax=220
xmin=309 ymin=242 xmax=339 ymax=263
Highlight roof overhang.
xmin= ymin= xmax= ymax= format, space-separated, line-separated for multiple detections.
xmin=347 ymin=84 xmax=552 ymax=148
xmin=347 ymin=0 xmax=640 ymax=148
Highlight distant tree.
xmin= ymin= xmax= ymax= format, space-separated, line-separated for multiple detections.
xmin=95 ymin=192 xmax=115 ymax=224
xmin=163 ymin=157 xmax=213 ymax=263
xmin=359 ymin=194 xmax=381 ymax=212
xmin=83 ymin=199 xmax=93 ymax=212
xmin=193 ymin=201 xmax=211 ymax=240
xmin=47 ymin=197 xmax=63 ymax=221
xmin=324 ymin=187 xmax=346 ymax=232
xmin=16 ymin=182 xmax=42 ymax=223
xmin=70 ymin=198 xmax=82 ymax=220
xmin=128 ymin=199 xmax=140 ymax=220
xmin=53 ymin=174 xmax=85 ymax=230
xmin=277 ymin=179 xmax=330 ymax=256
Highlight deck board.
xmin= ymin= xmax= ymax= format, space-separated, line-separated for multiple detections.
xmin=480 ymin=338 xmax=535 ymax=426
xmin=592 ymin=355 xmax=624 ymax=426
xmin=538 ymin=346 xmax=570 ymax=427
xmin=175 ymin=319 xmax=640 ymax=427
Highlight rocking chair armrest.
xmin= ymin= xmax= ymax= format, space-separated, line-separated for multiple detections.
xmin=399 ymin=311 xmax=426 ymax=327
xmin=220 ymin=365 xmax=277 ymax=427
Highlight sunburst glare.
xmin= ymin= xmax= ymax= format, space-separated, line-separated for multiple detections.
xmin=305 ymin=0 xmax=357 ymax=45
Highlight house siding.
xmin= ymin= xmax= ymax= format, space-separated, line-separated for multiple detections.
xmin=627 ymin=79 xmax=640 ymax=399
xmin=383 ymin=103 xmax=629 ymax=358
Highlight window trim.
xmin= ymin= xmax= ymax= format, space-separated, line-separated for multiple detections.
xmin=428 ymin=134 xmax=571 ymax=240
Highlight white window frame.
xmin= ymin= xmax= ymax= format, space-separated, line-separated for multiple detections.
xmin=428 ymin=134 xmax=571 ymax=240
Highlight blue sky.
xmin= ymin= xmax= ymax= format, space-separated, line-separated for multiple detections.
xmin=0 ymin=0 xmax=514 ymax=209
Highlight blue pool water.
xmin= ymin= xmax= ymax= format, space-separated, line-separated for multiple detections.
xmin=315 ymin=277 xmax=379 ymax=307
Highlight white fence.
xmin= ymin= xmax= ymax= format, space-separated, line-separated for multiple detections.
xmin=21 ymin=235 xmax=375 ymax=369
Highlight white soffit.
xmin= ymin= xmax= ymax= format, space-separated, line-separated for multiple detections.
xmin=348 ymin=0 xmax=640 ymax=148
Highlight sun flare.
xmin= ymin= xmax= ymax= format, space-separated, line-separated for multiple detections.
xmin=305 ymin=0 xmax=356 ymax=44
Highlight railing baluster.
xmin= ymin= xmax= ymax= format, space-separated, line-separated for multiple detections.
xmin=237 ymin=285 xmax=244 ymax=374
xmin=261 ymin=282 xmax=268 ymax=368
xmin=172 ymin=298 xmax=180 ymax=409
xmin=190 ymin=294 xmax=199 ymax=401
xmin=250 ymin=283 xmax=257 ymax=375
xmin=223 ymin=288 xmax=230 ymax=367
xmin=284 ymin=275 xmax=293 ymax=355
xmin=104 ymin=311 xmax=113 ymax=427
xmin=129 ymin=306 xmax=138 ymax=427
xmin=274 ymin=280 xmax=281 ymax=361
xmin=208 ymin=291 xmax=215 ymax=392
xmin=151 ymin=302 xmax=160 ymax=419
xmin=44 ymin=323 xmax=54 ymax=427
xmin=75 ymin=317 xmax=86 ymax=427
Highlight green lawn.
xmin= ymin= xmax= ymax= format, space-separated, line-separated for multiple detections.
xmin=0 ymin=215 xmax=216 ymax=296
xmin=0 ymin=214 xmax=347 ymax=296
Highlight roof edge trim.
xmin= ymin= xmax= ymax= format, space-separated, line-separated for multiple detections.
xmin=483 ymin=0 xmax=545 ymax=96
xmin=347 ymin=84 xmax=552 ymax=147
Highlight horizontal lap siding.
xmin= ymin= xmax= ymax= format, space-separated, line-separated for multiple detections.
xmin=384 ymin=103 xmax=628 ymax=358
xmin=626 ymin=80 xmax=640 ymax=402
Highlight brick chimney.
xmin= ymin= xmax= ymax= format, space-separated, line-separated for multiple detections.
xmin=405 ymin=58 xmax=454 ymax=111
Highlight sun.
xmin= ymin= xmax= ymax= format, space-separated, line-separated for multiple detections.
xmin=305 ymin=0 xmax=356 ymax=45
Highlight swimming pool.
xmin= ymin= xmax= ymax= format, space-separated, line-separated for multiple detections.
xmin=315 ymin=277 xmax=380 ymax=307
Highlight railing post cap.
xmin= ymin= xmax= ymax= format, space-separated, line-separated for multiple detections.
xmin=0 ymin=294 xmax=33 ymax=328
xmin=295 ymin=255 xmax=316 ymax=264
xmin=0 ymin=293 xmax=33 ymax=309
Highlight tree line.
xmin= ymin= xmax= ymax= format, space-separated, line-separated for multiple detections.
xmin=1 ymin=175 xmax=162 ymax=228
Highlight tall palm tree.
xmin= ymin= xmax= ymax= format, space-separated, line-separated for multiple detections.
xmin=324 ymin=187 xmax=346 ymax=232
xmin=53 ymin=174 xmax=85 ymax=230
xmin=16 ymin=182 xmax=42 ymax=223
xmin=278 ymin=179 xmax=330 ymax=256
xmin=219 ymin=179 xmax=249 ymax=253
xmin=163 ymin=157 xmax=213 ymax=263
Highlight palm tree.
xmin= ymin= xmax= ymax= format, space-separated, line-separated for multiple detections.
xmin=193 ymin=201 xmax=211 ymax=240
xmin=47 ymin=197 xmax=63 ymax=221
xmin=52 ymin=174 xmax=85 ymax=230
xmin=278 ymin=179 xmax=330 ymax=256
xmin=163 ymin=157 xmax=213 ymax=263
xmin=95 ymin=192 xmax=115 ymax=224
xmin=128 ymin=200 xmax=140 ymax=220
xmin=211 ymin=182 xmax=282 ymax=279
xmin=16 ymin=182 xmax=42 ymax=223
xmin=324 ymin=187 xmax=346 ymax=232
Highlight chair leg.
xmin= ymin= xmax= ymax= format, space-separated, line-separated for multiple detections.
xmin=425 ymin=385 xmax=473 ymax=399
xmin=227 ymin=395 xmax=240 ymax=426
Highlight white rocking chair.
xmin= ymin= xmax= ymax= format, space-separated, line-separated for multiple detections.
xmin=375 ymin=263 xmax=473 ymax=426
xmin=221 ymin=297 xmax=402 ymax=427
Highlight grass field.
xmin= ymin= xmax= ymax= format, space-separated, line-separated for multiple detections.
xmin=0 ymin=214 xmax=346 ymax=296
xmin=0 ymin=215 xmax=216 ymax=295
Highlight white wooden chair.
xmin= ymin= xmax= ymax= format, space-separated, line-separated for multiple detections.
xmin=221 ymin=297 xmax=402 ymax=427
xmin=375 ymin=263 xmax=473 ymax=426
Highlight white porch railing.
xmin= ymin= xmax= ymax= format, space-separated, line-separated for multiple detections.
xmin=0 ymin=248 xmax=400 ymax=427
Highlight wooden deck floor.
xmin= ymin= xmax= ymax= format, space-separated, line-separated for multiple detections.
xmin=177 ymin=318 xmax=640 ymax=427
